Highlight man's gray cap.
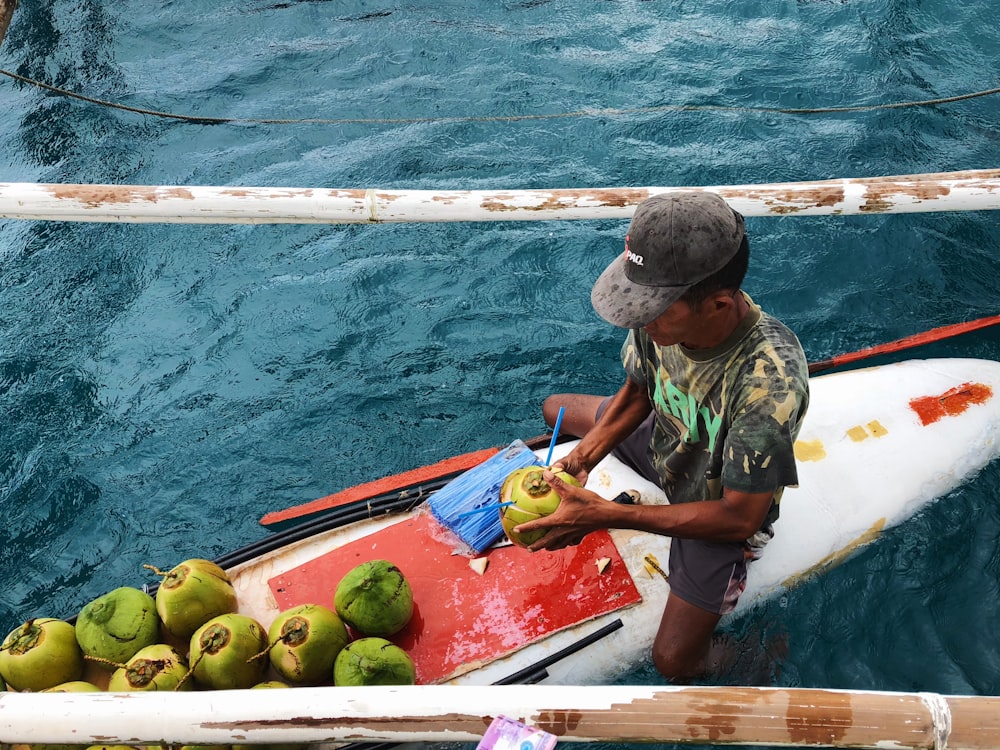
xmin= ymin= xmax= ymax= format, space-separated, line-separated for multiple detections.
xmin=591 ymin=191 xmax=745 ymax=329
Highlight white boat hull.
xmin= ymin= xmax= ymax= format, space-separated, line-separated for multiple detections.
xmin=229 ymin=358 xmax=1000 ymax=686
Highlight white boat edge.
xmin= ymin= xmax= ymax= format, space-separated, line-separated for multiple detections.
xmin=0 ymin=683 xmax=997 ymax=749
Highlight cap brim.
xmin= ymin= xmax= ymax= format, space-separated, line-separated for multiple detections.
xmin=590 ymin=255 xmax=688 ymax=329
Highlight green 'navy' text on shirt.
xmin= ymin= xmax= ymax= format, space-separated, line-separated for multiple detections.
xmin=653 ymin=377 xmax=723 ymax=451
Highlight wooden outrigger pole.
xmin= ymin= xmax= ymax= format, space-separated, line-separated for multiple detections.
xmin=0 ymin=169 xmax=998 ymax=224
xmin=0 ymin=685 xmax=998 ymax=749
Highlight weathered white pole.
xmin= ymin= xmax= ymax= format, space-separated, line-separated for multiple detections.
xmin=0 ymin=170 xmax=998 ymax=224
xmin=0 ymin=685 xmax=999 ymax=749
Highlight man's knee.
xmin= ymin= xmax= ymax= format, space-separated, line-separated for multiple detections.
xmin=542 ymin=394 xmax=605 ymax=436
xmin=542 ymin=395 xmax=564 ymax=426
xmin=651 ymin=641 xmax=703 ymax=683
xmin=652 ymin=593 xmax=722 ymax=682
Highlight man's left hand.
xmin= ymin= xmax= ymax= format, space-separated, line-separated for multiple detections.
xmin=515 ymin=469 xmax=611 ymax=552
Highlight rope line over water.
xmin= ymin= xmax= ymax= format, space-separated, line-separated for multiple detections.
xmin=2 ymin=67 xmax=998 ymax=126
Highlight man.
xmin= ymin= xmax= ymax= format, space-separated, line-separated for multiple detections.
xmin=514 ymin=191 xmax=810 ymax=682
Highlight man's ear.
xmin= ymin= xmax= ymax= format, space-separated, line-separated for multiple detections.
xmin=710 ymin=289 xmax=737 ymax=312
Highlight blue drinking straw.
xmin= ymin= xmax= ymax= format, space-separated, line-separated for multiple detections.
xmin=455 ymin=501 xmax=514 ymax=520
xmin=544 ymin=406 xmax=565 ymax=467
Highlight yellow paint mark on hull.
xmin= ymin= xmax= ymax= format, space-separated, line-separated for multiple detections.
xmin=846 ymin=419 xmax=890 ymax=442
xmin=793 ymin=439 xmax=826 ymax=462
xmin=867 ymin=419 xmax=888 ymax=437
xmin=846 ymin=425 xmax=868 ymax=442
xmin=780 ymin=518 xmax=887 ymax=589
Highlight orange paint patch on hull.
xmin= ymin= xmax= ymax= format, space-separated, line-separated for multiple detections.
xmin=909 ymin=382 xmax=994 ymax=426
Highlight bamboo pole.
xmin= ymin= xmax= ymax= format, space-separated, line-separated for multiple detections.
xmin=0 ymin=685 xmax=999 ymax=748
xmin=0 ymin=0 xmax=15 ymax=49
xmin=0 ymin=169 xmax=998 ymax=224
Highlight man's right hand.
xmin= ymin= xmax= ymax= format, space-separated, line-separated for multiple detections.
xmin=549 ymin=451 xmax=590 ymax=487
xmin=516 ymin=469 xmax=616 ymax=551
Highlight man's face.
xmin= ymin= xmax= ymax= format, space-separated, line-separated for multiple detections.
xmin=642 ymin=298 xmax=702 ymax=347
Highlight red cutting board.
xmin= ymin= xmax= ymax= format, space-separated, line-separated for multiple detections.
xmin=268 ymin=513 xmax=642 ymax=684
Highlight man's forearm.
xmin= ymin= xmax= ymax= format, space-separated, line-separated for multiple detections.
xmin=573 ymin=379 xmax=651 ymax=471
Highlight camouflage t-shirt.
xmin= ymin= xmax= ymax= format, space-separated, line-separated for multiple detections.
xmin=621 ymin=294 xmax=809 ymax=521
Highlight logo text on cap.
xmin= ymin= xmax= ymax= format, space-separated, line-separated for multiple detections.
xmin=624 ymin=234 xmax=644 ymax=266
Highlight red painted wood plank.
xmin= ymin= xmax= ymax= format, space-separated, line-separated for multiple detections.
xmin=268 ymin=514 xmax=641 ymax=684
xmin=808 ymin=313 xmax=1000 ymax=374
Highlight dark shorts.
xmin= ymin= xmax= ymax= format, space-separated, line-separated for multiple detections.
xmin=596 ymin=398 xmax=760 ymax=616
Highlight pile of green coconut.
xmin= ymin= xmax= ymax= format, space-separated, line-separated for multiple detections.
xmin=0 ymin=557 xmax=417 ymax=704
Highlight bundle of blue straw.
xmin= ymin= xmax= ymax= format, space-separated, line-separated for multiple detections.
xmin=428 ymin=440 xmax=538 ymax=552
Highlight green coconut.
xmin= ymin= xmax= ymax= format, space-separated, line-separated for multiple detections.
xmin=154 ymin=559 xmax=238 ymax=640
xmin=333 ymin=637 xmax=415 ymax=686
xmin=43 ymin=680 xmax=102 ymax=692
xmin=107 ymin=643 xmax=191 ymax=692
xmin=75 ymin=586 xmax=161 ymax=669
xmin=0 ymin=618 xmax=85 ymax=692
xmin=333 ymin=560 xmax=413 ymax=636
xmin=189 ymin=613 xmax=269 ymax=690
xmin=267 ymin=604 xmax=350 ymax=686
xmin=499 ymin=466 xmax=581 ymax=547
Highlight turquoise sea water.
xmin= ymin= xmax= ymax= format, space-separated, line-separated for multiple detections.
xmin=2 ymin=0 xmax=1000 ymax=726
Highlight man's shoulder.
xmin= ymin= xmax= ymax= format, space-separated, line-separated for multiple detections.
xmin=756 ymin=307 xmax=802 ymax=340
xmin=740 ymin=295 xmax=806 ymax=358
xmin=740 ymin=310 xmax=810 ymax=393
xmin=750 ymin=307 xmax=805 ymax=347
